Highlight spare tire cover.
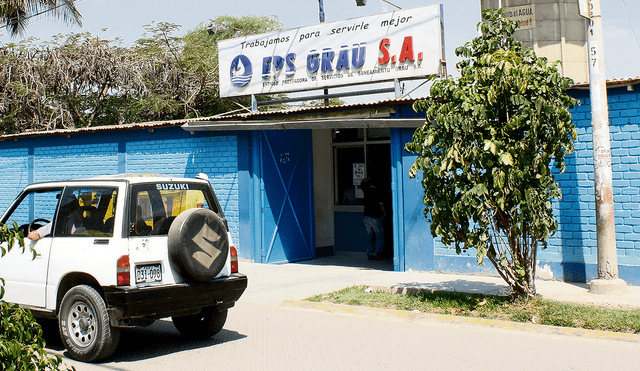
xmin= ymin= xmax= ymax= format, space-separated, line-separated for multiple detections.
xmin=168 ymin=208 xmax=229 ymax=282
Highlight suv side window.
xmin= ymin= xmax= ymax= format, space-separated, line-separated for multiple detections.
xmin=130 ymin=183 xmax=216 ymax=236
xmin=54 ymin=187 xmax=118 ymax=237
xmin=2 ymin=188 xmax=63 ymax=235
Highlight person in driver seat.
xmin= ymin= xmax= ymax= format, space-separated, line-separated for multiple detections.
xmin=28 ymin=222 xmax=52 ymax=241
xmin=28 ymin=193 xmax=82 ymax=241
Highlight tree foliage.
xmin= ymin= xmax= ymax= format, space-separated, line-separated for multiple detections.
xmin=405 ymin=9 xmax=578 ymax=297
xmin=0 ymin=0 xmax=81 ymax=37
xmin=0 ymin=223 xmax=71 ymax=370
xmin=0 ymin=15 xmax=284 ymax=134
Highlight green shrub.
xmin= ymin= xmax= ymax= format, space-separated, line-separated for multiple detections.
xmin=0 ymin=223 xmax=72 ymax=371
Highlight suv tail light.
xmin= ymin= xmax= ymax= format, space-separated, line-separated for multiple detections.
xmin=230 ymin=246 xmax=239 ymax=273
xmin=117 ymin=255 xmax=130 ymax=286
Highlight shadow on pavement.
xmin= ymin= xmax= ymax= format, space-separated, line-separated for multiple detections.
xmin=38 ymin=318 xmax=65 ymax=351
xmin=40 ymin=317 xmax=246 ymax=363
xmin=296 ymin=251 xmax=394 ymax=271
xmin=107 ymin=320 xmax=246 ymax=363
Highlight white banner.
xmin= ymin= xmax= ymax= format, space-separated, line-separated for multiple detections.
xmin=218 ymin=4 xmax=444 ymax=98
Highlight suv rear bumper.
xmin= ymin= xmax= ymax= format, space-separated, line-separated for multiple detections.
xmin=103 ymin=273 xmax=248 ymax=326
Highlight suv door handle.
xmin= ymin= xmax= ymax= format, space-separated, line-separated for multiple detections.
xmin=94 ymin=239 xmax=110 ymax=245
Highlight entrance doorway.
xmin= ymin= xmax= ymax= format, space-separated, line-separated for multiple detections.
xmin=332 ymin=128 xmax=393 ymax=261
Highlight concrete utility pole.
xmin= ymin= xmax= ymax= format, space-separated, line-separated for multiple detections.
xmin=580 ymin=0 xmax=627 ymax=294
xmin=317 ymin=0 xmax=330 ymax=105
xmin=318 ymin=0 xmax=326 ymax=23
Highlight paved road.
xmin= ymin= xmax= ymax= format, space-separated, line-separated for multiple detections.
xmin=48 ymin=301 xmax=640 ymax=371
xmin=44 ymin=259 xmax=640 ymax=370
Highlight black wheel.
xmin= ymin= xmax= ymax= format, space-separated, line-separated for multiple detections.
xmin=58 ymin=285 xmax=120 ymax=362
xmin=172 ymin=308 xmax=228 ymax=340
xmin=168 ymin=208 xmax=229 ymax=282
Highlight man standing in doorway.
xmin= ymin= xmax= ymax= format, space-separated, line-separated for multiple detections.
xmin=361 ymin=177 xmax=385 ymax=260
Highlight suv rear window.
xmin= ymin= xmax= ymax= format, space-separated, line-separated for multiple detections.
xmin=130 ymin=182 xmax=217 ymax=236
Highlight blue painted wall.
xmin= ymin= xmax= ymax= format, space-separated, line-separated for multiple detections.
xmin=545 ymin=86 xmax=640 ymax=284
xmin=2 ymin=85 xmax=639 ymax=284
xmin=393 ymin=129 xmax=433 ymax=272
xmin=398 ymin=85 xmax=640 ymax=284
xmin=0 ymin=128 xmax=242 ymax=253
xmin=255 ymin=130 xmax=315 ymax=264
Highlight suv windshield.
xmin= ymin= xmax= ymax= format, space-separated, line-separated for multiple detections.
xmin=130 ymin=182 xmax=217 ymax=236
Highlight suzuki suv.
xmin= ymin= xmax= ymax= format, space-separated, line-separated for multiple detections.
xmin=0 ymin=174 xmax=247 ymax=362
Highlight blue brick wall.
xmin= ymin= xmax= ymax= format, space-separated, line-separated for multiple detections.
xmin=426 ymin=85 xmax=640 ymax=283
xmin=0 ymin=128 xmax=240 ymax=248
xmin=2 ymin=87 xmax=639 ymax=282
xmin=126 ymin=136 xmax=239 ymax=244
xmin=548 ymin=86 xmax=640 ymax=274
xmin=0 ymin=147 xmax=29 ymax=213
xmin=35 ymin=143 xmax=119 ymax=181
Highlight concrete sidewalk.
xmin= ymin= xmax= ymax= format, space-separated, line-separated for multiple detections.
xmin=239 ymin=252 xmax=640 ymax=310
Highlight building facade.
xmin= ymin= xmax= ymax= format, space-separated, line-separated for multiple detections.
xmin=1 ymin=80 xmax=639 ymax=284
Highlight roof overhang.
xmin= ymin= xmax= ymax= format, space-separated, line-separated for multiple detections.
xmin=181 ymin=99 xmax=427 ymax=132
xmin=0 ymin=96 xmax=427 ymax=140
xmin=182 ymin=117 xmax=426 ymax=131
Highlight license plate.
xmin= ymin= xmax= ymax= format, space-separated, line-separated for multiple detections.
xmin=135 ymin=264 xmax=162 ymax=284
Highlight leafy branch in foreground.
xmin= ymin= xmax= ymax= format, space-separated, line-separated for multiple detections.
xmin=0 ymin=223 xmax=73 ymax=370
xmin=405 ymin=9 xmax=577 ymax=297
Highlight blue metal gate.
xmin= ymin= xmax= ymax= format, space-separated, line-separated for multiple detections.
xmin=258 ymin=130 xmax=314 ymax=263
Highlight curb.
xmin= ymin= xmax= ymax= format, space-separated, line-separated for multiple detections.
xmin=282 ymin=300 xmax=640 ymax=344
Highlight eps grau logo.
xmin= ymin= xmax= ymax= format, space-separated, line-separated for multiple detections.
xmin=230 ymin=55 xmax=252 ymax=87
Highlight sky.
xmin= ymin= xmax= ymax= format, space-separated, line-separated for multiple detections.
xmin=1 ymin=0 xmax=639 ymax=100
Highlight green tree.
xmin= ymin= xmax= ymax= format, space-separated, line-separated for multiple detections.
xmin=0 ymin=0 xmax=81 ymax=37
xmin=405 ymin=9 xmax=578 ymax=297
xmin=0 ymin=223 xmax=71 ymax=370
xmin=0 ymin=34 xmax=151 ymax=132
xmin=134 ymin=15 xmax=286 ymax=118
xmin=0 ymin=15 xmax=285 ymax=134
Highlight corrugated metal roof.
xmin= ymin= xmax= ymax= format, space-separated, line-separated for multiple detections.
xmin=4 ymin=76 xmax=640 ymax=140
xmin=571 ymin=76 xmax=640 ymax=89
xmin=0 ymin=118 xmax=193 ymax=140
xmin=0 ymin=96 xmax=424 ymax=140
xmin=209 ymin=96 xmax=423 ymax=120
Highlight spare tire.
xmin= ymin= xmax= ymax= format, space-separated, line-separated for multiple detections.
xmin=168 ymin=208 xmax=229 ymax=282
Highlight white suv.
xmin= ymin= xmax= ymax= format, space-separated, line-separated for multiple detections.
xmin=0 ymin=174 xmax=247 ymax=362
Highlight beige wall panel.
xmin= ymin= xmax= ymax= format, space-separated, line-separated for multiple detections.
xmin=536 ymin=3 xmax=560 ymax=20
xmin=563 ymin=41 xmax=588 ymax=63
xmin=535 ymin=41 xmax=562 ymax=59
xmin=479 ymin=0 xmax=588 ymax=82
xmin=312 ymin=129 xmax=334 ymax=249
xmin=564 ymin=19 xmax=587 ymax=41
xmin=536 ymin=19 xmax=561 ymax=41
xmin=563 ymin=62 xmax=589 ymax=82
